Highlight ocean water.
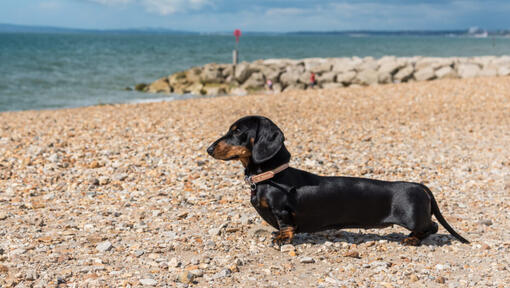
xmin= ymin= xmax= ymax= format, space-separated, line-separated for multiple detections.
xmin=1 ymin=33 xmax=510 ymax=112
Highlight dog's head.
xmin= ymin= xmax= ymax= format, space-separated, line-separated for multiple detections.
xmin=207 ymin=116 xmax=284 ymax=166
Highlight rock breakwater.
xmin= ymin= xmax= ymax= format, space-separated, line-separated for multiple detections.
xmin=139 ymin=55 xmax=510 ymax=96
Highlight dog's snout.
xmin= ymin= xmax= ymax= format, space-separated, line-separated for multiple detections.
xmin=207 ymin=144 xmax=215 ymax=156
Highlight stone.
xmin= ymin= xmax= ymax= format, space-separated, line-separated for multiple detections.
xmin=242 ymin=72 xmax=265 ymax=90
xmin=317 ymin=72 xmax=336 ymax=84
xmin=134 ymin=83 xmax=147 ymax=91
xmin=378 ymin=60 xmax=405 ymax=75
xmin=96 ymin=241 xmax=113 ymax=252
xmin=498 ymin=66 xmax=510 ymax=76
xmin=147 ymin=77 xmax=171 ymax=93
xmin=457 ymin=63 xmax=481 ymax=78
xmin=310 ymin=63 xmax=332 ymax=74
xmin=235 ymin=62 xmax=255 ymax=83
xmin=393 ymin=65 xmax=415 ymax=82
xmin=414 ymin=67 xmax=436 ymax=81
xmin=185 ymin=67 xmax=202 ymax=83
xmin=354 ymin=69 xmax=379 ymax=85
xmin=280 ymin=244 xmax=295 ymax=252
xmin=280 ymin=70 xmax=302 ymax=86
xmin=178 ymin=271 xmax=195 ymax=284
xmin=332 ymin=58 xmax=360 ymax=73
xmin=435 ymin=66 xmax=458 ymax=79
xmin=299 ymin=257 xmax=315 ymax=264
xmin=140 ymin=278 xmax=157 ymax=286
xmin=343 ymin=250 xmax=360 ymax=259
xmin=336 ymin=71 xmax=357 ymax=84
xmin=201 ymin=64 xmax=224 ymax=84
xmin=187 ymin=82 xmax=205 ymax=95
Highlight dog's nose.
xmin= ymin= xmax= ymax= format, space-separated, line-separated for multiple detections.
xmin=207 ymin=145 xmax=215 ymax=156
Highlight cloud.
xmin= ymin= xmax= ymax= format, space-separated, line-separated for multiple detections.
xmin=89 ymin=0 xmax=132 ymax=5
xmin=88 ymin=0 xmax=211 ymax=14
xmin=265 ymin=8 xmax=307 ymax=16
xmin=142 ymin=0 xmax=211 ymax=15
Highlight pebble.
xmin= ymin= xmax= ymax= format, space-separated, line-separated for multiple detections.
xmin=299 ymin=257 xmax=315 ymax=264
xmin=96 ymin=241 xmax=113 ymax=252
xmin=139 ymin=278 xmax=157 ymax=286
xmin=178 ymin=271 xmax=195 ymax=284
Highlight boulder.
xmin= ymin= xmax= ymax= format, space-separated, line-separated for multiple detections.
xmin=378 ymin=60 xmax=406 ymax=75
xmin=378 ymin=72 xmax=392 ymax=84
xmin=169 ymin=71 xmax=188 ymax=87
xmin=280 ymin=70 xmax=301 ymax=86
xmin=309 ymin=63 xmax=333 ymax=74
xmin=134 ymin=83 xmax=148 ymax=92
xmin=498 ymin=66 xmax=510 ymax=76
xmin=336 ymin=71 xmax=357 ymax=85
xmin=221 ymin=65 xmax=234 ymax=78
xmin=317 ymin=72 xmax=336 ymax=84
xmin=414 ymin=67 xmax=436 ymax=81
xmin=415 ymin=57 xmax=452 ymax=70
xmin=185 ymin=67 xmax=202 ymax=83
xmin=201 ymin=64 xmax=224 ymax=84
xmin=272 ymin=83 xmax=283 ymax=93
xmin=356 ymin=57 xmax=378 ymax=71
xmin=147 ymin=77 xmax=171 ymax=93
xmin=393 ymin=65 xmax=415 ymax=82
xmin=354 ymin=69 xmax=379 ymax=85
xmin=187 ymin=83 xmax=205 ymax=95
xmin=242 ymin=72 xmax=265 ymax=90
xmin=263 ymin=68 xmax=282 ymax=82
xmin=332 ymin=58 xmax=361 ymax=73
xmin=235 ymin=62 xmax=255 ymax=83
xmin=457 ymin=63 xmax=481 ymax=78
xmin=435 ymin=66 xmax=458 ymax=79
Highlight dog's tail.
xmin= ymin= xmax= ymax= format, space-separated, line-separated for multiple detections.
xmin=422 ymin=185 xmax=470 ymax=244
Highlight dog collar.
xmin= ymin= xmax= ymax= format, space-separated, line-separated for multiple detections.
xmin=244 ymin=163 xmax=289 ymax=191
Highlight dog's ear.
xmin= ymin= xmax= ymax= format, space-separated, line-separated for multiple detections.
xmin=252 ymin=117 xmax=284 ymax=164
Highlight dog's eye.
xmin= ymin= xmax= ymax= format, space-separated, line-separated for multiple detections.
xmin=233 ymin=128 xmax=242 ymax=136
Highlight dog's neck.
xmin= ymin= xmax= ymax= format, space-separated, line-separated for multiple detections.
xmin=244 ymin=145 xmax=291 ymax=176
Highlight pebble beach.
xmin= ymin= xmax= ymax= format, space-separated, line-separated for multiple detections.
xmin=1 ymin=76 xmax=509 ymax=287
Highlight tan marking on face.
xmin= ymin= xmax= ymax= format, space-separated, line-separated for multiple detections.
xmin=212 ymin=140 xmax=251 ymax=161
xmin=230 ymin=125 xmax=237 ymax=131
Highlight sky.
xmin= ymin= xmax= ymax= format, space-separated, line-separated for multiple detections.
xmin=1 ymin=0 xmax=510 ymax=32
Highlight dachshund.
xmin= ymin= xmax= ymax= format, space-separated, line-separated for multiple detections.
xmin=207 ymin=115 xmax=469 ymax=246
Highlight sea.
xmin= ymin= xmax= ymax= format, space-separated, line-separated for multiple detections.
xmin=1 ymin=33 xmax=510 ymax=112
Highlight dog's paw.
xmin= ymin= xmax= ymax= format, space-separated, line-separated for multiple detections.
xmin=401 ymin=236 xmax=421 ymax=246
xmin=271 ymin=227 xmax=294 ymax=246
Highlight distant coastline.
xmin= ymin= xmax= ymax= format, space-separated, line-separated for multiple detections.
xmin=2 ymin=23 xmax=510 ymax=37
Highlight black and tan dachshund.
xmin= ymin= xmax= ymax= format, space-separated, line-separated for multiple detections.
xmin=207 ymin=115 xmax=469 ymax=246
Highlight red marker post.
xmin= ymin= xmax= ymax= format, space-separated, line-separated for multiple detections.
xmin=233 ymin=29 xmax=241 ymax=65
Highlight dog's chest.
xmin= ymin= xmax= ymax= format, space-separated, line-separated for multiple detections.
xmin=250 ymin=192 xmax=278 ymax=229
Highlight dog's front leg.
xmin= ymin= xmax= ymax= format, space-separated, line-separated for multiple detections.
xmin=271 ymin=209 xmax=295 ymax=246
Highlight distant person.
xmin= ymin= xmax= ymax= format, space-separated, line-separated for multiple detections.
xmin=266 ymin=79 xmax=273 ymax=91
xmin=310 ymin=72 xmax=317 ymax=88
